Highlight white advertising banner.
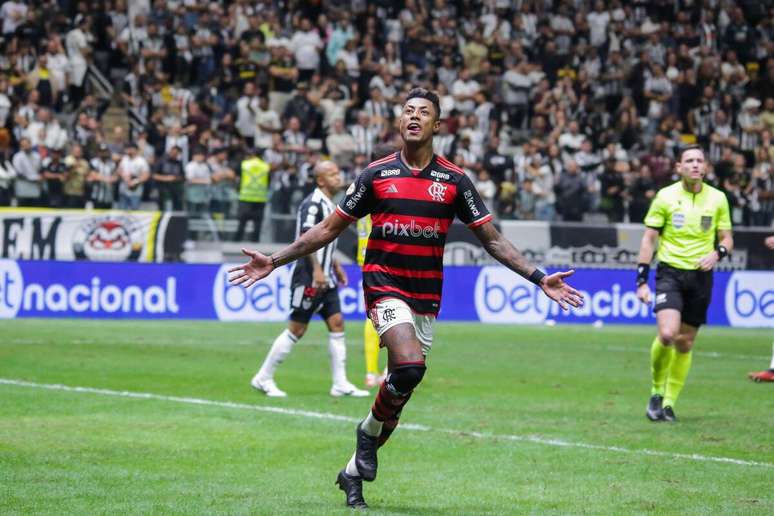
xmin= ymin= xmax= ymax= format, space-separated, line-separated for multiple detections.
xmin=0 ymin=208 xmax=164 ymax=262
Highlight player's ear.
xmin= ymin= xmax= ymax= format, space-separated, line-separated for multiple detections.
xmin=433 ymin=118 xmax=441 ymax=134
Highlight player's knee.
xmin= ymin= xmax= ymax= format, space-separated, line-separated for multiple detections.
xmin=658 ymin=328 xmax=677 ymax=345
xmin=674 ymin=335 xmax=694 ymax=353
xmin=385 ymin=363 xmax=426 ymax=396
xmin=288 ymin=325 xmax=306 ymax=339
xmin=327 ymin=318 xmax=345 ymax=333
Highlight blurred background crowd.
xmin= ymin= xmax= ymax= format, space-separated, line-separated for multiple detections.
xmin=0 ymin=0 xmax=772 ymax=240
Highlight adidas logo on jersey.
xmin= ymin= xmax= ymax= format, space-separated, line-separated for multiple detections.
xmin=386 ymin=184 xmax=398 ymax=193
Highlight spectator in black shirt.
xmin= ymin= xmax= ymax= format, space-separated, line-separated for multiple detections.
xmin=554 ymin=159 xmax=588 ymax=222
xmin=153 ymin=145 xmax=185 ymax=211
xmin=627 ymin=163 xmax=656 ymax=223
xmin=42 ymin=148 xmax=67 ymax=207
xmin=599 ymin=160 xmax=626 ymax=223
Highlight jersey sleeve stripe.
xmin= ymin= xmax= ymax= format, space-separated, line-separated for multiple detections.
xmin=467 ymin=214 xmax=492 ymax=228
xmin=367 ymin=152 xmax=399 ymax=169
xmin=335 ymin=205 xmax=356 ymax=221
xmin=435 ymin=155 xmax=465 ymax=175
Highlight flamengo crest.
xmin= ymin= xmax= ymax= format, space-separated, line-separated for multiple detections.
xmin=427 ymin=181 xmax=447 ymax=202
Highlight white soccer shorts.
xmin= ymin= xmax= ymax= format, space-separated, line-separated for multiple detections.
xmin=367 ymin=297 xmax=435 ymax=356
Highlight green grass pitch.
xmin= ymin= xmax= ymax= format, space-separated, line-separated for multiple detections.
xmin=1 ymin=319 xmax=772 ymax=514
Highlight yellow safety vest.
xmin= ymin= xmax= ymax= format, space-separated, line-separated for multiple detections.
xmin=239 ymin=157 xmax=270 ymax=203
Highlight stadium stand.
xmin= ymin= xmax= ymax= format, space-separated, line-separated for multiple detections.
xmin=0 ymin=0 xmax=771 ymax=238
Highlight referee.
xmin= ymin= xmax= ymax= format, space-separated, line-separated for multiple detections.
xmin=636 ymin=145 xmax=733 ymax=422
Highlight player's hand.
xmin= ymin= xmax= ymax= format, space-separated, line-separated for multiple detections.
xmin=312 ymin=268 xmax=328 ymax=290
xmin=697 ymin=251 xmax=719 ymax=271
xmin=539 ymin=270 xmax=584 ymax=311
xmin=228 ymin=248 xmax=274 ymax=288
xmin=636 ymin=283 xmax=651 ymax=305
xmin=765 ymin=236 xmax=774 ymax=250
xmin=334 ymin=266 xmax=348 ymax=287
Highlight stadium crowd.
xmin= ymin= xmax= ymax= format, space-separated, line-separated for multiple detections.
xmin=0 ymin=0 xmax=772 ymax=234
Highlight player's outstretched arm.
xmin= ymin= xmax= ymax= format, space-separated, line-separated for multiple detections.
xmin=228 ymin=212 xmax=351 ymax=288
xmin=471 ymin=222 xmax=584 ymax=310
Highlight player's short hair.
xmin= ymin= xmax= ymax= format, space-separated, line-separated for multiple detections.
xmin=405 ymin=88 xmax=441 ymax=121
xmin=678 ymin=144 xmax=705 ymax=162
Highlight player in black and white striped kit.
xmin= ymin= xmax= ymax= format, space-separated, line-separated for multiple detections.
xmin=250 ymin=160 xmax=369 ymax=398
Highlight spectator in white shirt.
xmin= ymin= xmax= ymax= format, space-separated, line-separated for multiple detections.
xmin=1 ymin=1 xmax=27 ymax=35
xmin=254 ymin=96 xmax=282 ymax=152
xmin=25 ymin=108 xmax=68 ymax=151
xmin=65 ymin=14 xmax=93 ymax=106
xmin=587 ymin=1 xmax=610 ymax=49
xmin=184 ymin=148 xmax=212 ymax=216
xmin=11 ymin=137 xmax=43 ymax=206
xmin=235 ymin=82 xmax=260 ymax=141
xmin=291 ymin=18 xmax=323 ymax=82
xmin=452 ymin=68 xmax=480 ymax=115
xmin=326 ymin=118 xmax=357 ymax=168
xmin=117 ymin=142 xmax=150 ymax=210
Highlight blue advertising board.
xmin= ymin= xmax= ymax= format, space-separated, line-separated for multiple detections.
xmin=0 ymin=260 xmax=771 ymax=327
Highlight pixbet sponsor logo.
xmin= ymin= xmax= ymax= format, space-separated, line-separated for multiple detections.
xmin=0 ymin=260 xmax=179 ymax=317
xmin=380 ymin=169 xmax=400 ymax=177
xmin=725 ymin=272 xmax=774 ymax=328
xmin=213 ymin=265 xmax=366 ymax=321
xmin=474 ymin=266 xmax=651 ymax=324
xmin=381 ymin=219 xmax=441 ymax=239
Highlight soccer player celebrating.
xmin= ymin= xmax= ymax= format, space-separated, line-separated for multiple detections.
xmin=747 ymin=235 xmax=774 ymax=383
xmin=249 ymin=160 xmax=368 ymax=398
xmin=229 ymin=89 xmax=583 ymax=509
xmin=636 ymin=145 xmax=733 ymax=422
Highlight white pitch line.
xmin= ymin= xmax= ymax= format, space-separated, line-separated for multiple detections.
xmin=1 ymin=378 xmax=772 ymax=470
xmin=5 ymin=339 xmax=769 ymax=362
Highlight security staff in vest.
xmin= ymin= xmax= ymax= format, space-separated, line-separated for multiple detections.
xmin=636 ymin=145 xmax=733 ymax=423
xmin=235 ymin=148 xmax=273 ymax=242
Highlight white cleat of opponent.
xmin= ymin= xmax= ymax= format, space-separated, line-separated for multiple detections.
xmin=251 ymin=375 xmax=287 ymax=397
xmin=330 ymin=382 xmax=370 ymax=397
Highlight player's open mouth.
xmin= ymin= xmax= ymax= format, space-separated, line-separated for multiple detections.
xmin=407 ymin=123 xmax=421 ymax=134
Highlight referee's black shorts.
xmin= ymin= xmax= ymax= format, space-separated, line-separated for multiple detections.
xmin=654 ymin=263 xmax=713 ymax=327
xmin=288 ymin=284 xmax=341 ymax=324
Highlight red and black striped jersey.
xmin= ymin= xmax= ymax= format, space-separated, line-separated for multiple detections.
xmin=335 ymin=152 xmax=492 ymax=315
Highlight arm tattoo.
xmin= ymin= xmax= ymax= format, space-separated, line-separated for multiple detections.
xmin=271 ymin=223 xmax=336 ymax=268
xmin=476 ymin=224 xmax=536 ymax=279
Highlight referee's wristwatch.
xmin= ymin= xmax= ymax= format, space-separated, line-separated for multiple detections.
xmin=716 ymin=245 xmax=729 ymax=260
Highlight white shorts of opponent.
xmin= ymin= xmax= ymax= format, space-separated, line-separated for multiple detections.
xmin=368 ymin=297 xmax=435 ymax=356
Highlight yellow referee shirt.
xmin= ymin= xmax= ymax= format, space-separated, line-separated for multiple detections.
xmin=356 ymin=215 xmax=371 ymax=267
xmin=644 ymin=181 xmax=732 ymax=270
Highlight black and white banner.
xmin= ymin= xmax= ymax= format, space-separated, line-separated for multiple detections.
xmin=0 ymin=209 xmax=186 ymax=262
